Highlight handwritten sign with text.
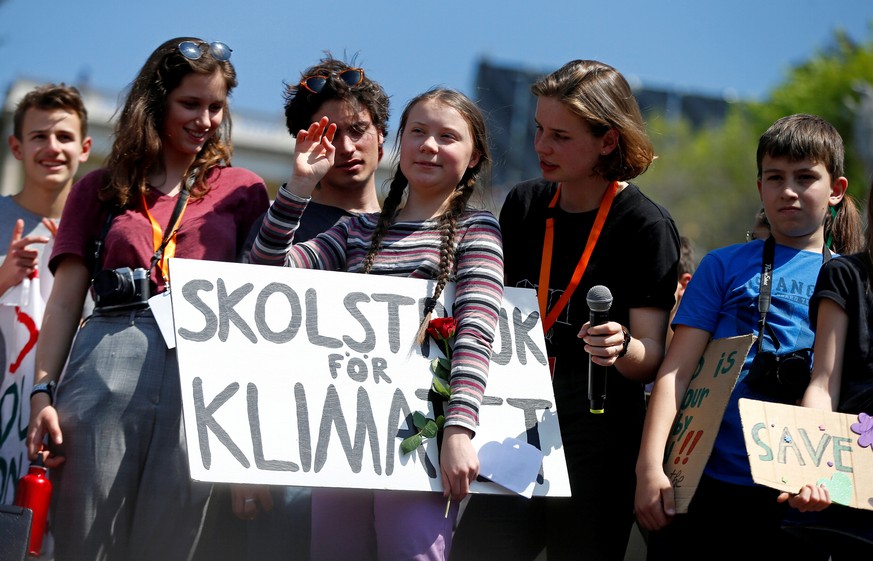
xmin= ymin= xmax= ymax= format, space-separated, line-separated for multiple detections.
xmin=169 ymin=258 xmax=571 ymax=497
xmin=665 ymin=334 xmax=753 ymax=512
xmin=740 ymin=398 xmax=873 ymax=511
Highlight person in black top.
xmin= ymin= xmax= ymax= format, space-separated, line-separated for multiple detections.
xmin=451 ymin=59 xmax=680 ymax=561
xmin=793 ymin=176 xmax=873 ymax=559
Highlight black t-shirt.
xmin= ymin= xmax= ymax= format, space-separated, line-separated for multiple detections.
xmin=500 ymin=179 xmax=679 ymax=464
xmin=810 ymin=252 xmax=873 ymax=414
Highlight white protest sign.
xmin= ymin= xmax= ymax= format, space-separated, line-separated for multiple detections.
xmin=169 ymin=258 xmax=571 ymax=497
xmin=0 ymin=239 xmax=52 ymax=504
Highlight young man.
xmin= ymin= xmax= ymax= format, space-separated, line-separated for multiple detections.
xmin=240 ymin=58 xmax=388 ymax=262
xmin=206 ymin=57 xmax=389 ymax=561
xmin=0 ymin=83 xmax=91 ymax=505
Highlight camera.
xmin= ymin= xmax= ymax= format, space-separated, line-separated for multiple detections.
xmin=745 ymin=348 xmax=812 ymax=401
xmin=92 ymin=267 xmax=150 ymax=310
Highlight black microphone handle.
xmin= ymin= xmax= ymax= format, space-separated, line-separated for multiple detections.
xmin=588 ymin=309 xmax=609 ymax=414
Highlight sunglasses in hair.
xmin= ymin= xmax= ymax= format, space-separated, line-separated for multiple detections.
xmin=300 ymin=68 xmax=365 ymax=94
xmin=178 ymin=41 xmax=232 ymax=62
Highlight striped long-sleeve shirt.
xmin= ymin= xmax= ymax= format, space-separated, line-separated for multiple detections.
xmin=251 ymin=186 xmax=504 ymax=432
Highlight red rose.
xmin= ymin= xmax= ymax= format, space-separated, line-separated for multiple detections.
xmin=426 ymin=317 xmax=457 ymax=341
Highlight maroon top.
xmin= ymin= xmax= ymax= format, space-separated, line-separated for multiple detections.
xmin=51 ymin=166 xmax=269 ymax=293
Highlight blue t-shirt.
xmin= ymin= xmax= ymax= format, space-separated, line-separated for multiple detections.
xmin=674 ymin=239 xmax=827 ymax=486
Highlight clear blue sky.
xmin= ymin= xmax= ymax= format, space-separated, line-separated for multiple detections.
xmin=2 ymin=0 xmax=872 ymax=131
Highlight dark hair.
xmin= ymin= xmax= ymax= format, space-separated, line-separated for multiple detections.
xmin=756 ymin=114 xmax=844 ymax=180
xmin=361 ymin=88 xmax=491 ymax=340
xmin=757 ymin=114 xmax=863 ymax=254
xmin=13 ymin=83 xmax=88 ymax=139
xmin=284 ymin=55 xmax=389 ymax=139
xmin=531 ymin=59 xmax=654 ymax=181
xmin=103 ymin=37 xmax=237 ymax=207
xmin=826 ymin=195 xmax=863 ymax=255
xmin=678 ymin=235 xmax=697 ymax=277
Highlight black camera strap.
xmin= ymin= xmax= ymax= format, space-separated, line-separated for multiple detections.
xmin=756 ymin=236 xmax=832 ymax=353
xmin=147 ymin=185 xmax=190 ymax=278
xmin=91 ymin=204 xmax=120 ymax=281
xmin=91 ymin=171 xmax=196 ymax=282
xmin=756 ymin=236 xmax=776 ymax=353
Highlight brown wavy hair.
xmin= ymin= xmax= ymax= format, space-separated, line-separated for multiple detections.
xmin=531 ymin=59 xmax=654 ymax=181
xmin=102 ymin=37 xmax=237 ymax=207
xmin=284 ymin=54 xmax=389 ymax=140
xmin=13 ymin=83 xmax=88 ymax=139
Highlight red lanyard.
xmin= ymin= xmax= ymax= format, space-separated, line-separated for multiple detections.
xmin=141 ymin=191 xmax=188 ymax=283
xmin=537 ymin=181 xmax=618 ymax=334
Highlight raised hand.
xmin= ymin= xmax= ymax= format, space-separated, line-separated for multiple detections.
xmin=287 ymin=116 xmax=337 ymax=198
xmin=0 ymin=219 xmax=49 ymax=294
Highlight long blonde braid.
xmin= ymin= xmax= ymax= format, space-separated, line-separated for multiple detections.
xmin=414 ymin=177 xmax=477 ymax=344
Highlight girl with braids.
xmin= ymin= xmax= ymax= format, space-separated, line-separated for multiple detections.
xmin=26 ymin=37 xmax=269 ymax=560
xmin=250 ymin=88 xmax=503 ymax=561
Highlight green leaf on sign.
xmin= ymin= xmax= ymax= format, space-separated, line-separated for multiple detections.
xmin=420 ymin=420 xmax=439 ymax=439
xmin=412 ymin=411 xmax=428 ymax=430
xmin=400 ymin=434 xmax=423 ymax=455
xmin=432 ymin=377 xmax=451 ymax=399
xmin=437 ymin=358 xmax=451 ymax=375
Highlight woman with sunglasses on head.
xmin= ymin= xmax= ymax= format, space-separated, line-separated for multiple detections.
xmin=250 ymin=87 xmax=504 ymax=561
xmin=25 ymin=37 xmax=269 ymax=561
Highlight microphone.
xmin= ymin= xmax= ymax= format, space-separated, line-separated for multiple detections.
xmin=586 ymin=285 xmax=613 ymax=414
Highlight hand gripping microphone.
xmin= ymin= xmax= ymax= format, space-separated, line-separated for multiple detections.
xmin=586 ymin=285 xmax=613 ymax=414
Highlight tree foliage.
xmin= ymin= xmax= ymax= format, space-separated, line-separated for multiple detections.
xmin=641 ymin=25 xmax=873 ymax=253
xmin=748 ymin=27 xmax=873 ymax=198
xmin=643 ymin=110 xmax=759 ymax=254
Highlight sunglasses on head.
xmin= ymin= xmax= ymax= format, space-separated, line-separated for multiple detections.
xmin=178 ymin=41 xmax=232 ymax=62
xmin=300 ymin=68 xmax=365 ymax=94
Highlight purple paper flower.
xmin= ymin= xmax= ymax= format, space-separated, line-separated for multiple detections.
xmin=850 ymin=412 xmax=873 ymax=448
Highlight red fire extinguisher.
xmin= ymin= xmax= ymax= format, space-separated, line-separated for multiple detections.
xmin=14 ymin=454 xmax=52 ymax=557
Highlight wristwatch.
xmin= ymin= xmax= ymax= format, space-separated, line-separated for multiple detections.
xmin=30 ymin=380 xmax=57 ymax=404
xmin=617 ymin=326 xmax=631 ymax=359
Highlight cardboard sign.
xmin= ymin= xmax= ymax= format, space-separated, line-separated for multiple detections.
xmin=168 ymin=258 xmax=571 ymax=497
xmin=740 ymin=398 xmax=873 ymax=511
xmin=664 ymin=334 xmax=753 ymax=513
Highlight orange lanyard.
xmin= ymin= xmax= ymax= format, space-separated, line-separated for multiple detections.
xmin=140 ymin=191 xmax=189 ymax=283
xmin=537 ymin=181 xmax=618 ymax=334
